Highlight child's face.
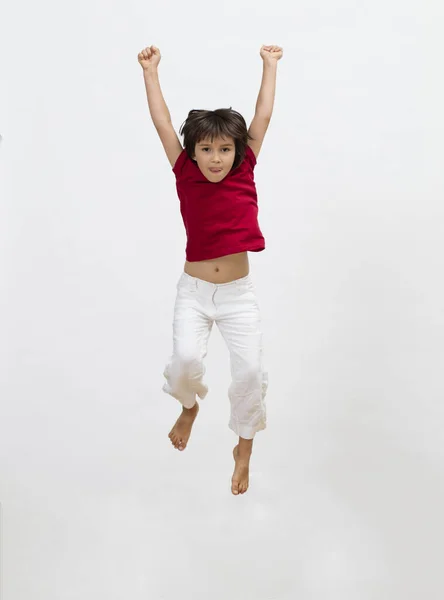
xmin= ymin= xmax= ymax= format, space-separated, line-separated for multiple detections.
xmin=192 ymin=136 xmax=236 ymax=182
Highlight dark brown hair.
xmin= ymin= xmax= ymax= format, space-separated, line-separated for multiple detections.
xmin=179 ymin=107 xmax=254 ymax=171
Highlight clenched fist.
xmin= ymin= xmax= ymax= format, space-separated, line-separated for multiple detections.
xmin=260 ymin=45 xmax=284 ymax=63
xmin=138 ymin=45 xmax=161 ymax=70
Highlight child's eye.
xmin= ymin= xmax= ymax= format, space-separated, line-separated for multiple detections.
xmin=202 ymin=148 xmax=230 ymax=152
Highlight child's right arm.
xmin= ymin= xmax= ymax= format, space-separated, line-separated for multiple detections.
xmin=138 ymin=45 xmax=183 ymax=168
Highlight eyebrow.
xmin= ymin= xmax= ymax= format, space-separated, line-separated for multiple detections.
xmin=197 ymin=142 xmax=234 ymax=147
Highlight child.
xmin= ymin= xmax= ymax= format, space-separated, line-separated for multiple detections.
xmin=138 ymin=44 xmax=283 ymax=495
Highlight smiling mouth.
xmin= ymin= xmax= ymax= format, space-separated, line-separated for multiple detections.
xmin=210 ymin=168 xmax=222 ymax=172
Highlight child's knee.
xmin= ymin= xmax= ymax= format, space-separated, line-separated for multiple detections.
xmin=173 ymin=348 xmax=205 ymax=378
xmin=163 ymin=346 xmax=208 ymax=402
xmin=231 ymin=360 xmax=266 ymax=392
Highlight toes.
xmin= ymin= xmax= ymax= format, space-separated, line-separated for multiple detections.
xmin=232 ymin=477 xmax=249 ymax=495
xmin=169 ymin=433 xmax=180 ymax=448
xmin=171 ymin=435 xmax=185 ymax=450
xmin=168 ymin=424 xmax=189 ymax=450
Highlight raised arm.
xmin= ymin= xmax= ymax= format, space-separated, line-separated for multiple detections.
xmin=138 ymin=45 xmax=183 ymax=168
xmin=247 ymin=45 xmax=284 ymax=159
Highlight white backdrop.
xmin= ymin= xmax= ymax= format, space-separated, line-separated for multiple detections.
xmin=1 ymin=1 xmax=443 ymax=599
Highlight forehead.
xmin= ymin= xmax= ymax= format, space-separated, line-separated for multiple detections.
xmin=197 ymin=137 xmax=234 ymax=146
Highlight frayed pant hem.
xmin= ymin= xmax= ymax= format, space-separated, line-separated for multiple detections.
xmin=228 ymin=420 xmax=266 ymax=440
xmin=162 ymin=384 xmax=207 ymax=409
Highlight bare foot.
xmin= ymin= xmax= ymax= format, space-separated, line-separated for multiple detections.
xmin=168 ymin=403 xmax=199 ymax=451
xmin=232 ymin=441 xmax=252 ymax=495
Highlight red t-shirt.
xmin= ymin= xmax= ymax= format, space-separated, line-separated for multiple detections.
xmin=172 ymin=145 xmax=266 ymax=262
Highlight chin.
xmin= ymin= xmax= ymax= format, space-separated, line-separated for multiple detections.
xmin=209 ymin=173 xmax=225 ymax=181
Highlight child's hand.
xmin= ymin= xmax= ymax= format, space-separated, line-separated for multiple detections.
xmin=260 ymin=45 xmax=284 ymax=63
xmin=138 ymin=45 xmax=161 ymax=70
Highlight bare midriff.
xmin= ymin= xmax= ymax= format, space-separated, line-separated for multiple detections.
xmin=184 ymin=252 xmax=249 ymax=284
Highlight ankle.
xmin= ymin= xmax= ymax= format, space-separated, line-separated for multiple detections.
xmin=237 ymin=437 xmax=253 ymax=458
xmin=183 ymin=403 xmax=199 ymax=415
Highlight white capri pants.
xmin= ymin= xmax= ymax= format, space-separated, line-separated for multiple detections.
xmin=163 ymin=272 xmax=268 ymax=439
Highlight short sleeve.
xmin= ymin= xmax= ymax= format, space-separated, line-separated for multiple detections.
xmin=172 ymin=149 xmax=187 ymax=178
xmin=245 ymin=144 xmax=257 ymax=169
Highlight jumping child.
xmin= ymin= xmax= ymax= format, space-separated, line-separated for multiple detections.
xmin=138 ymin=44 xmax=283 ymax=495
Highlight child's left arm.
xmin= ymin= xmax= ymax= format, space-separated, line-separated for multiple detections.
xmin=248 ymin=45 xmax=284 ymax=159
xmin=254 ymin=45 xmax=283 ymax=117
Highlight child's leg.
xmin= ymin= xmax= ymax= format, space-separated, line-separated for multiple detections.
xmin=163 ymin=274 xmax=213 ymax=450
xmin=217 ymin=288 xmax=268 ymax=440
xmin=163 ymin=277 xmax=213 ymax=409
xmin=216 ymin=278 xmax=268 ymax=493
